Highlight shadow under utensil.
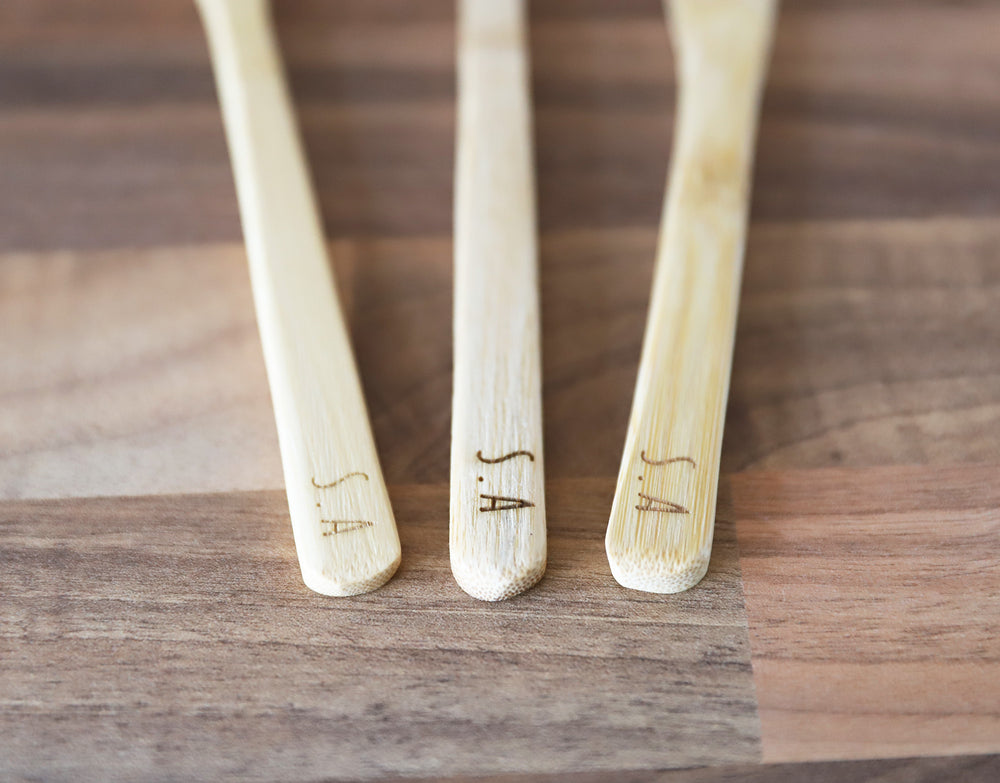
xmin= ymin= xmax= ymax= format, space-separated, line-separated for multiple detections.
xmin=724 ymin=221 xmax=820 ymax=474
xmin=271 ymin=1 xmax=456 ymax=487
xmin=272 ymin=0 xmax=455 ymax=238
xmin=529 ymin=0 xmax=674 ymax=234
xmin=529 ymin=0 xmax=676 ymax=484
xmin=724 ymin=4 xmax=858 ymax=474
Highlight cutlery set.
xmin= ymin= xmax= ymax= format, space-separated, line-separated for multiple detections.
xmin=197 ymin=0 xmax=776 ymax=600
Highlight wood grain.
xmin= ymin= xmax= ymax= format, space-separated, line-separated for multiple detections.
xmin=4 ymin=1 xmax=1000 ymax=252
xmin=733 ymin=464 xmax=1000 ymax=762
xmin=6 ymin=218 xmax=997 ymax=501
xmin=197 ymin=0 xmax=401 ymax=596
xmin=0 ymin=243 xmax=282 ymax=500
xmin=3 ymin=0 xmax=1000 ymax=779
xmin=0 ymin=481 xmax=758 ymax=781
xmin=394 ymin=754 xmax=1000 ymax=783
xmin=451 ymin=0 xmax=546 ymax=600
xmin=605 ymin=0 xmax=775 ymax=593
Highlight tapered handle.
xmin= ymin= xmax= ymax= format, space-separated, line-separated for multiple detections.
xmin=197 ymin=0 xmax=400 ymax=595
xmin=450 ymin=0 xmax=546 ymax=601
xmin=606 ymin=0 xmax=776 ymax=593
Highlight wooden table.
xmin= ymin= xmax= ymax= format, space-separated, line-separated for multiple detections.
xmin=3 ymin=1 xmax=999 ymax=780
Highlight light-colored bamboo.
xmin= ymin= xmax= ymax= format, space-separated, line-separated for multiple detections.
xmin=196 ymin=0 xmax=400 ymax=596
xmin=450 ymin=0 xmax=546 ymax=601
xmin=606 ymin=0 xmax=776 ymax=593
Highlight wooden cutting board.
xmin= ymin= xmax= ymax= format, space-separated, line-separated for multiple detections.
xmin=3 ymin=1 xmax=999 ymax=780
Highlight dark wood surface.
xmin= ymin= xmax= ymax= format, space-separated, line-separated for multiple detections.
xmin=400 ymin=754 xmax=1000 ymax=783
xmin=3 ymin=486 xmax=757 ymax=781
xmin=2 ymin=0 xmax=999 ymax=780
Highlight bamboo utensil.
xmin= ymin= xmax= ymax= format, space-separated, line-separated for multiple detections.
xmin=605 ymin=0 xmax=776 ymax=593
xmin=450 ymin=0 xmax=546 ymax=600
xmin=197 ymin=0 xmax=400 ymax=596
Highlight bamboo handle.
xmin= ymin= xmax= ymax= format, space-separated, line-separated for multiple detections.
xmin=197 ymin=0 xmax=400 ymax=596
xmin=605 ymin=0 xmax=776 ymax=593
xmin=450 ymin=0 xmax=546 ymax=601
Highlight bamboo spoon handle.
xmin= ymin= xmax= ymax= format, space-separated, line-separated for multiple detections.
xmin=606 ymin=0 xmax=776 ymax=593
xmin=197 ymin=0 xmax=400 ymax=596
xmin=450 ymin=0 xmax=546 ymax=601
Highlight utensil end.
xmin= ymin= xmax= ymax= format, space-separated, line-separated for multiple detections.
xmin=451 ymin=559 xmax=545 ymax=602
xmin=606 ymin=549 xmax=709 ymax=594
xmin=300 ymin=553 xmax=401 ymax=598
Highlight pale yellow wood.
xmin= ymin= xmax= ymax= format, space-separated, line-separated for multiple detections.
xmin=196 ymin=0 xmax=400 ymax=596
xmin=606 ymin=0 xmax=776 ymax=593
xmin=450 ymin=0 xmax=546 ymax=601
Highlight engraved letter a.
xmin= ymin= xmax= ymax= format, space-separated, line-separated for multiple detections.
xmin=635 ymin=492 xmax=688 ymax=515
xmin=479 ymin=494 xmax=535 ymax=513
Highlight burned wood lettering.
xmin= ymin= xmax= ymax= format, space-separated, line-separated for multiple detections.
xmin=475 ymin=449 xmax=536 ymax=513
xmin=479 ymin=494 xmax=535 ymax=513
xmin=321 ymin=520 xmax=374 ymax=536
xmin=634 ymin=451 xmax=696 ymax=514
xmin=635 ymin=492 xmax=689 ymax=515
xmin=313 ymin=472 xmax=375 ymax=534
xmin=640 ymin=451 xmax=696 ymax=468
xmin=476 ymin=449 xmax=535 ymax=464
xmin=311 ymin=471 xmax=369 ymax=489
